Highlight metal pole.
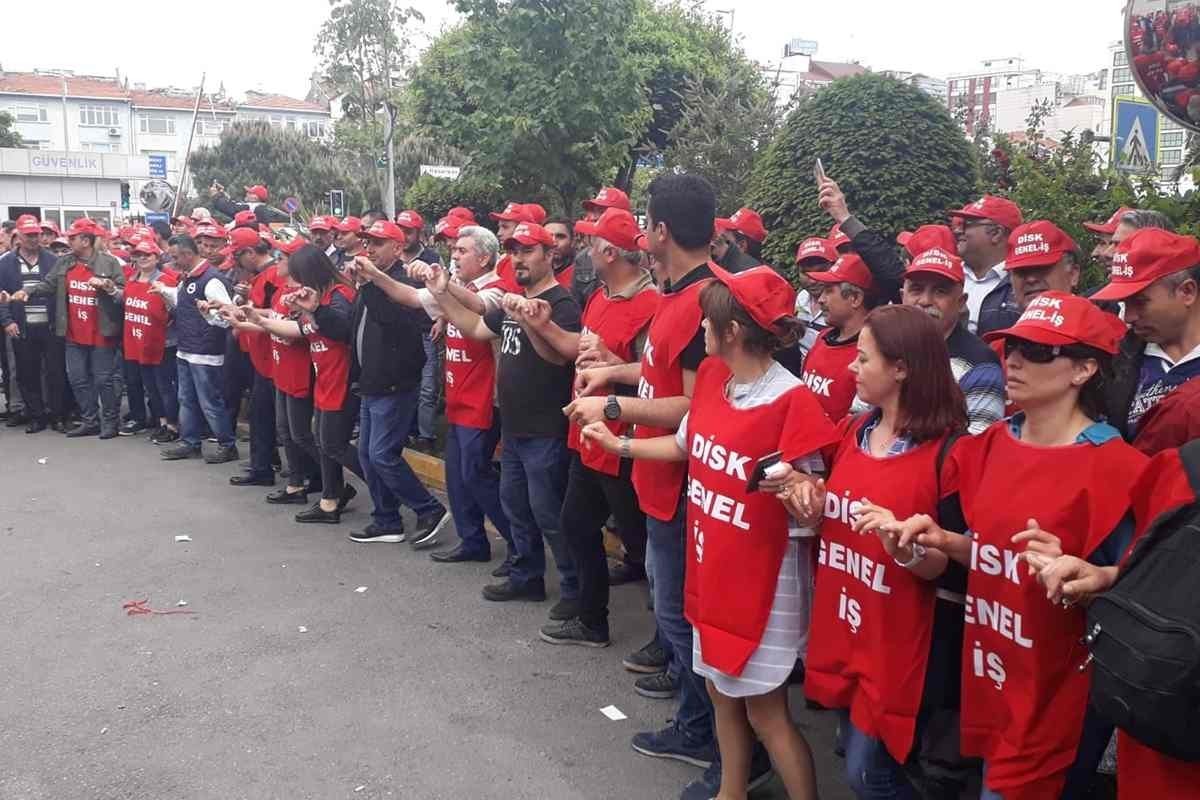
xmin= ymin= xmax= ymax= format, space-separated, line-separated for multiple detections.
xmin=172 ymin=73 xmax=206 ymax=218
xmin=383 ymin=104 xmax=396 ymax=219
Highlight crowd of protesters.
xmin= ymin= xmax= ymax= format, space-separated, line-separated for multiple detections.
xmin=1 ymin=171 xmax=1199 ymax=800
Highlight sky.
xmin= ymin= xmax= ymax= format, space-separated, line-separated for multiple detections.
xmin=0 ymin=0 xmax=1126 ymax=100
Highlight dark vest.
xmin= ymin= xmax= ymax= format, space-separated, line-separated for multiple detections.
xmin=175 ymin=267 xmax=230 ymax=356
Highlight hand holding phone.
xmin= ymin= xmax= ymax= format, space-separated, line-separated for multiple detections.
xmin=814 ymin=158 xmax=827 ymax=184
xmin=746 ymin=451 xmax=783 ymax=493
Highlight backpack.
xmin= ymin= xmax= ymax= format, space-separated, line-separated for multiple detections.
xmin=1085 ymin=438 xmax=1200 ymax=762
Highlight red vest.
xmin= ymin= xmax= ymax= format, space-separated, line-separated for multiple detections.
xmin=444 ymin=281 xmax=497 ymax=430
xmin=303 ymin=284 xmax=355 ymax=411
xmin=801 ymin=331 xmax=858 ymax=421
xmin=65 ymin=263 xmax=114 ymax=347
xmin=495 ymin=254 xmax=521 ymax=293
xmin=947 ymin=424 xmax=1147 ymax=798
xmin=632 ymin=275 xmax=711 ymax=521
xmin=554 ymin=263 xmax=575 ymax=290
xmin=806 ymin=418 xmax=948 ymax=762
xmin=684 ymin=359 xmax=838 ymax=676
xmin=568 ymin=284 xmax=658 ymax=476
xmin=238 ymin=265 xmax=278 ymax=379
xmin=123 ymin=273 xmax=177 ymax=364
xmin=269 ymin=287 xmax=312 ymax=399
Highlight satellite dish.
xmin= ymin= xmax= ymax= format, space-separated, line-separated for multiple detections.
xmin=1125 ymin=0 xmax=1200 ymax=132
xmin=139 ymin=179 xmax=176 ymax=213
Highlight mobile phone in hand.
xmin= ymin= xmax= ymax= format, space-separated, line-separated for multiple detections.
xmin=746 ymin=451 xmax=783 ymax=493
xmin=814 ymin=158 xmax=826 ymax=183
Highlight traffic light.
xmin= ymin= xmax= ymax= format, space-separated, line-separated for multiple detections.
xmin=120 ymin=181 xmax=131 ymax=210
xmin=329 ymin=189 xmax=345 ymax=218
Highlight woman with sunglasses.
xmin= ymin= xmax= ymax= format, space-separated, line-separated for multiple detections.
xmin=888 ymin=292 xmax=1147 ymax=800
xmin=120 ymin=238 xmax=180 ymax=444
xmin=582 ymin=265 xmax=836 ymax=800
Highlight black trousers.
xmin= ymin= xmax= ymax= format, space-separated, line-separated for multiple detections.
xmin=45 ymin=333 xmax=74 ymax=421
xmin=223 ymin=334 xmax=253 ymax=430
xmin=247 ymin=371 xmax=277 ymax=478
xmin=315 ymin=397 xmax=365 ymax=501
xmin=12 ymin=324 xmax=50 ymax=419
xmin=276 ymin=389 xmax=321 ymax=492
xmin=559 ymin=453 xmax=647 ymax=630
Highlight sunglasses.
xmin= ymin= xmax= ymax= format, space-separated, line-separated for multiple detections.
xmin=1003 ymin=337 xmax=1067 ymax=364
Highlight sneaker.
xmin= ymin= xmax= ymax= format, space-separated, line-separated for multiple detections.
xmin=65 ymin=423 xmax=100 ymax=438
xmin=204 ymin=444 xmax=239 ymax=464
xmin=118 ymin=420 xmax=147 ymax=436
xmin=631 ymin=723 xmax=715 ymax=769
xmin=623 ymin=639 xmax=669 ymax=674
xmin=266 ymin=487 xmax=309 ymax=505
xmin=539 ymin=618 xmax=610 ymax=648
xmin=161 ymin=442 xmax=202 ymax=460
xmin=481 ymin=578 xmax=546 ymax=603
xmin=151 ymin=427 xmax=180 ymax=445
xmin=491 ymin=558 xmax=514 ymax=578
xmin=679 ymin=747 xmax=775 ymax=800
xmin=634 ymin=671 xmax=679 ymax=700
xmin=410 ymin=507 xmax=449 ymax=549
xmin=348 ymin=524 xmax=406 ymax=543
xmin=295 ymin=503 xmax=341 ymax=524
xmin=548 ymin=598 xmax=580 ymax=621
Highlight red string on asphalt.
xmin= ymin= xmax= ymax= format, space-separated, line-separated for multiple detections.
xmin=123 ymin=599 xmax=197 ymax=617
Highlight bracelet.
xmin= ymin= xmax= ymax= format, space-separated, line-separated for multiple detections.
xmin=619 ymin=435 xmax=632 ymax=460
xmin=894 ymin=543 xmax=928 ymax=569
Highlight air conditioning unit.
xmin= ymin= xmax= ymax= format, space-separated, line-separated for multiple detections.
xmin=107 ymin=127 xmax=120 ymax=137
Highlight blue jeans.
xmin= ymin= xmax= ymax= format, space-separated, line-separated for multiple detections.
xmin=65 ymin=341 xmax=119 ymax=432
xmin=358 ymin=389 xmax=443 ymax=529
xmin=177 ymin=358 xmax=235 ymax=448
xmin=840 ymin=711 xmax=916 ymax=799
xmin=645 ymin=496 xmax=713 ymax=746
xmin=137 ymin=353 xmax=179 ymax=426
xmin=416 ymin=332 xmax=441 ymax=440
xmin=446 ymin=420 xmax=511 ymax=557
xmin=499 ymin=435 xmax=577 ymax=597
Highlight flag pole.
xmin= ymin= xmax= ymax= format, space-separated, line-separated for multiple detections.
xmin=172 ymin=73 xmax=206 ymax=218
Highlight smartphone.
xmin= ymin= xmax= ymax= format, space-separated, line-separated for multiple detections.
xmin=746 ymin=451 xmax=783 ymax=493
xmin=814 ymin=158 xmax=826 ymax=184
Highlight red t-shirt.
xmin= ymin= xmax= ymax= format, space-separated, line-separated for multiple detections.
xmin=123 ymin=273 xmax=177 ymax=364
xmin=65 ymin=263 xmax=116 ymax=347
xmin=801 ymin=329 xmax=858 ymax=422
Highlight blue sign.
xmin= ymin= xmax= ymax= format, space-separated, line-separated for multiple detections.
xmin=147 ymin=155 xmax=167 ymax=179
xmin=1113 ymin=97 xmax=1160 ymax=175
xmin=283 ymin=196 xmax=301 ymax=214
xmin=145 ymin=212 xmax=170 ymax=226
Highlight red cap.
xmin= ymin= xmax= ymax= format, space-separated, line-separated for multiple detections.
xmin=109 ymin=247 xmax=130 ymax=261
xmin=194 ymin=224 xmax=227 ymax=241
xmin=275 ymin=236 xmax=308 ymax=255
xmin=218 ymin=245 xmax=234 ymax=258
xmin=794 ymin=237 xmax=838 ymax=266
xmin=434 ymin=217 xmax=464 ymax=241
xmin=1083 ymin=207 xmax=1134 ymax=236
xmin=522 ymin=203 xmax=547 ymax=225
xmin=505 ymin=222 xmax=555 ymax=248
xmin=710 ymin=264 xmax=797 ymax=336
xmin=233 ymin=210 xmax=257 ymax=228
xmin=336 ymin=216 xmax=363 ymax=234
xmin=897 ymin=224 xmax=957 ymax=258
xmin=117 ymin=225 xmax=135 ymax=242
xmin=360 ymin=220 xmax=407 ymax=242
xmin=1006 ymin=221 xmax=1078 ymax=271
xmin=395 ymin=210 xmax=424 ymax=230
xmin=66 ymin=218 xmax=101 ymax=237
xmin=40 ymin=221 xmax=60 ymax=236
xmin=133 ymin=240 xmax=163 ymax=256
xmin=583 ymin=187 xmax=632 ymax=213
xmin=490 ymin=202 xmax=527 ymax=222
xmin=905 ymin=247 xmax=965 ymax=283
xmin=446 ymin=206 xmax=476 ymax=223
xmin=574 ymin=208 xmax=644 ymax=252
xmin=983 ymin=291 xmax=1127 ymax=354
xmin=308 ymin=216 xmax=334 ymax=232
xmin=715 ymin=207 xmax=768 ymax=243
xmin=14 ymin=215 xmax=42 ymax=235
xmin=229 ymin=227 xmax=262 ymax=253
xmin=948 ymin=195 xmax=1024 ymax=231
xmin=1091 ymin=228 xmax=1200 ymax=301
xmin=189 ymin=208 xmax=213 ymax=223
xmin=807 ymin=253 xmax=875 ymax=291
xmin=245 ymin=185 xmax=268 ymax=202
xmin=828 ymin=223 xmax=851 ymax=249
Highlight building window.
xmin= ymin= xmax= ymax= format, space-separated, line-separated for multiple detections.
xmin=1112 ymin=83 xmax=1135 ymax=97
xmin=1112 ymin=67 xmax=1132 ymax=84
xmin=1162 ymin=117 xmax=1183 ymax=131
xmin=269 ymin=114 xmax=283 ymax=129
xmin=1161 ymin=149 xmax=1182 ymax=165
xmin=81 ymin=141 xmax=117 ymax=152
xmin=19 ymin=140 xmax=50 ymax=150
xmin=79 ymin=104 xmax=121 ymax=127
xmin=1114 ymin=50 xmax=1128 ymax=67
xmin=138 ymin=113 xmax=176 ymax=135
xmin=303 ymin=120 xmax=326 ymax=138
xmin=1163 ymin=131 xmax=1185 ymax=147
xmin=196 ymin=118 xmax=227 ymax=136
xmin=286 ymin=116 xmax=297 ymax=130
xmin=10 ymin=104 xmax=48 ymax=123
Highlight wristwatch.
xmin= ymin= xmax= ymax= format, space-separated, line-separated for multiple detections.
xmin=619 ymin=435 xmax=632 ymax=460
xmin=604 ymin=394 xmax=621 ymax=421
xmin=895 ymin=543 xmax=928 ymax=569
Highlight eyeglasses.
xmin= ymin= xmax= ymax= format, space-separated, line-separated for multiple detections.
xmin=1003 ymin=337 xmax=1065 ymax=364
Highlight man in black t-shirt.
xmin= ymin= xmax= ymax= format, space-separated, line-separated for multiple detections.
xmin=424 ymin=222 xmax=581 ymax=612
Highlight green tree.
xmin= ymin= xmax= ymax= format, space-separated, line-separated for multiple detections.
xmin=409 ymin=0 xmax=649 ymax=210
xmin=403 ymin=174 xmax=509 ymax=224
xmin=0 ymin=112 xmax=22 ymax=148
xmin=746 ymin=73 xmax=979 ymax=268
xmin=189 ymin=122 xmax=348 ymax=218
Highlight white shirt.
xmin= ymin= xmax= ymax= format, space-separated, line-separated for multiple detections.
xmin=417 ymin=270 xmax=505 ymax=320
xmin=963 ymin=261 xmax=1006 ymax=333
xmin=1144 ymin=340 xmax=1200 ymax=371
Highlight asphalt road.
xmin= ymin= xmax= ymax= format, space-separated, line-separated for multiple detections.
xmin=0 ymin=428 xmax=852 ymax=800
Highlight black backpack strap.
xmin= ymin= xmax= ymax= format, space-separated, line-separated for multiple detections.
xmin=935 ymin=429 xmax=965 ymax=501
xmin=1178 ymin=439 xmax=1200 ymax=495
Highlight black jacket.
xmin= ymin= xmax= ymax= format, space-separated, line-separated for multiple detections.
xmin=211 ymin=195 xmax=291 ymax=225
xmin=1105 ymin=329 xmax=1147 ymax=442
xmin=838 ymin=216 xmax=904 ymax=304
xmin=716 ymin=242 xmax=761 ymax=273
xmin=976 ymin=274 xmax=1019 ymax=339
xmin=347 ymin=262 xmax=426 ymax=396
xmin=0 ymin=247 xmax=59 ymax=329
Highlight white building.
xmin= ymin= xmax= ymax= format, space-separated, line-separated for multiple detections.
xmin=0 ymin=69 xmax=332 ymax=221
xmin=947 ymin=57 xmax=1044 ymax=135
xmin=882 ymin=71 xmax=948 ymax=105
